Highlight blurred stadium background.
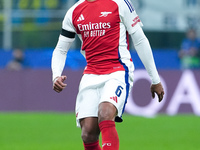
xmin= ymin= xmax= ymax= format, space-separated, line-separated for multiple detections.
xmin=0 ymin=0 xmax=200 ymax=150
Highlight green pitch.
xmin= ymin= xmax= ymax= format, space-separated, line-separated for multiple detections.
xmin=0 ymin=113 xmax=199 ymax=150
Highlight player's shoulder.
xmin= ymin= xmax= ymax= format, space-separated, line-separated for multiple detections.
xmin=111 ymin=0 xmax=123 ymax=6
xmin=112 ymin=0 xmax=135 ymax=12
xmin=67 ymin=0 xmax=85 ymax=12
xmin=63 ymin=0 xmax=85 ymax=20
xmin=112 ymin=0 xmax=133 ymax=6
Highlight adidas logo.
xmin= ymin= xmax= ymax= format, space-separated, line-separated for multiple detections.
xmin=77 ymin=14 xmax=85 ymax=22
xmin=110 ymin=96 xmax=118 ymax=103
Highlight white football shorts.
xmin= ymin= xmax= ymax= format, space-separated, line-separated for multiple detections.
xmin=75 ymin=71 xmax=133 ymax=127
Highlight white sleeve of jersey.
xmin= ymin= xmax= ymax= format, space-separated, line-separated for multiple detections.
xmin=130 ymin=26 xmax=160 ymax=84
xmin=119 ymin=0 xmax=143 ymax=34
xmin=62 ymin=7 xmax=76 ymax=33
xmin=51 ymin=35 xmax=75 ymax=81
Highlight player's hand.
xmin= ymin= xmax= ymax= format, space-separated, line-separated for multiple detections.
xmin=150 ymin=82 xmax=164 ymax=102
xmin=53 ymin=76 xmax=67 ymax=93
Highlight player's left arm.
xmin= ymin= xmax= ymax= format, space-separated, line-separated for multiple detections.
xmin=120 ymin=0 xmax=164 ymax=102
xmin=130 ymin=27 xmax=164 ymax=102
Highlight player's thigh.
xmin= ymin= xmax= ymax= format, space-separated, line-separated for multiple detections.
xmin=98 ymin=102 xmax=117 ymax=122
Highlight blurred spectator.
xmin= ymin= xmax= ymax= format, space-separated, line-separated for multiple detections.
xmin=179 ymin=28 xmax=200 ymax=69
xmin=6 ymin=49 xmax=28 ymax=71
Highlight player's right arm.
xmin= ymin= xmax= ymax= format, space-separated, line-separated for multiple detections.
xmin=51 ymin=34 xmax=75 ymax=93
xmin=51 ymin=7 xmax=76 ymax=93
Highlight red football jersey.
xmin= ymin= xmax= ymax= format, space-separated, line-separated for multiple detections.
xmin=62 ymin=0 xmax=142 ymax=74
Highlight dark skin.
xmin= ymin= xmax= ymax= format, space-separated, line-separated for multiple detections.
xmin=53 ymin=76 xmax=67 ymax=93
xmin=53 ymin=75 xmax=164 ymax=143
xmin=151 ymin=82 xmax=164 ymax=102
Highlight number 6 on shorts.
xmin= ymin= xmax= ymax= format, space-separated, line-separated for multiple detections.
xmin=115 ymin=86 xmax=124 ymax=97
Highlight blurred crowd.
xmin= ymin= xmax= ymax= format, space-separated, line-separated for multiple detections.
xmin=179 ymin=28 xmax=200 ymax=69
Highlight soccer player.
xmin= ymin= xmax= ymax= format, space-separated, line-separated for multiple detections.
xmin=51 ymin=0 xmax=165 ymax=149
